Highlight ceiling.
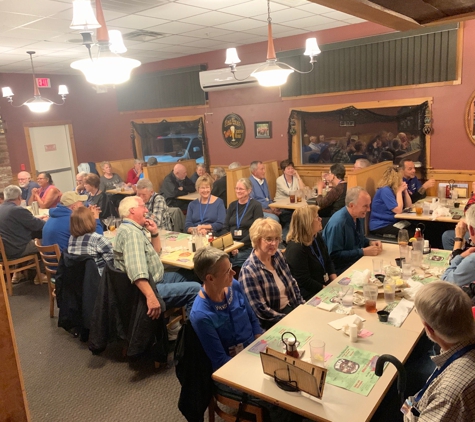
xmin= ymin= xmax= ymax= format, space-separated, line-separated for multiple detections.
xmin=0 ymin=0 xmax=366 ymax=75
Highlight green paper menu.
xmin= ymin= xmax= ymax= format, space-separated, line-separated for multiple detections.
xmin=325 ymin=346 xmax=384 ymax=396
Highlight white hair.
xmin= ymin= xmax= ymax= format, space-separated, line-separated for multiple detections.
xmin=118 ymin=196 xmax=141 ymax=218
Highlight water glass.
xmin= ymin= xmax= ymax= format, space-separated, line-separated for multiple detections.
xmin=383 ymin=277 xmax=396 ymax=304
xmin=310 ymin=340 xmax=325 ymax=366
xmin=372 ymin=258 xmax=382 ymax=275
xmin=402 ymin=262 xmax=412 ymax=279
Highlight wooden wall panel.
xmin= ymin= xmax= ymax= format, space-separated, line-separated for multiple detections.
xmin=142 ymin=160 xmax=196 ymax=193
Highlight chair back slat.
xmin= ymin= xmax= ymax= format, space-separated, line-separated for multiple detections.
xmin=0 ymin=236 xmax=9 ymax=263
xmin=34 ymin=240 xmax=61 ymax=275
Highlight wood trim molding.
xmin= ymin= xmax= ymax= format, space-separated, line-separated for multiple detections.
xmin=131 ymin=115 xmax=203 ymax=124
xmin=120 ymin=105 xmax=208 ymax=116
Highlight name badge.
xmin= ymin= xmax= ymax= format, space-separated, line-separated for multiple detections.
xmin=234 ymin=230 xmax=242 ymax=237
xmin=229 ymin=343 xmax=244 ymax=357
xmin=323 ymin=273 xmax=329 ymax=283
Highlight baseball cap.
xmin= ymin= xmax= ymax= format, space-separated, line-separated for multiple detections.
xmin=60 ymin=191 xmax=88 ymax=206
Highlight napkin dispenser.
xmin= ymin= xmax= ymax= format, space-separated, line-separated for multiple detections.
xmin=210 ymin=233 xmax=234 ymax=250
xmin=260 ymin=347 xmax=327 ymax=399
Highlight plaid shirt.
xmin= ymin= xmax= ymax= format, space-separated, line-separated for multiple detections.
xmin=146 ymin=193 xmax=172 ymax=230
xmin=239 ymin=250 xmax=304 ymax=325
xmin=68 ymin=233 xmax=113 ymax=275
xmin=405 ymin=338 xmax=475 ymax=422
xmin=113 ymin=218 xmax=164 ymax=284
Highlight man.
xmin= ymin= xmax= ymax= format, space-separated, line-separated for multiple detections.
xmin=160 ymin=163 xmax=196 ymax=211
xmin=403 ymin=281 xmax=475 ymax=421
xmin=308 ymin=135 xmax=326 ymax=153
xmin=42 ymin=191 xmax=102 ymax=252
xmin=113 ymin=196 xmax=200 ymax=319
xmin=398 ymin=132 xmax=412 ymax=152
xmin=441 ymin=205 xmax=475 ymax=287
xmin=136 ymin=178 xmax=172 ymax=230
xmin=323 ymin=186 xmax=382 ymax=275
xmin=0 ymin=185 xmax=46 ymax=282
xmin=211 ymin=166 xmax=227 ymax=205
xmin=249 ymin=161 xmax=280 ymax=222
xmin=75 ymin=172 xmax=88 ymax=195
xmin=354 ymin=158 xmax=371 ymax=170
xmin=190 ymin=163 xmax=206 ymax=184
xmin=399 ymin=158 xmax=435 ymax=202
xmin=18 ymin=171 xmax=39 ymax=204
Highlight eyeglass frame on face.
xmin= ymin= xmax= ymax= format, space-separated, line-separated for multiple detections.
xmin=235 ymin=187 xmax=247 ymax=191
xmin=262 ymin=237 xmax=282 ymax=244
xmin=211 ymin=262 xmax=234 ymax=278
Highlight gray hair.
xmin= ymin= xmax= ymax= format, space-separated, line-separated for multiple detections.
xmin=415 ymin=281 xmax=475 ymax=343
xmin=196 ymin=163 xmax=206 ymax=170
xmin=465 ymin=203 xmax=475 ymax=229
xmin=249 ymin=161 xmax=261 ymax=173
xmin=134 ymin=159 xmax=144 ymax=164
xmin=136 ymin=178 xmax=154 ymax=191
xmin=76 ymin=171 xmax=88 ymax=178
xmin=354 ymin=158 xmax=371 ymax=169
xmin=100 ymin=161 xmax=111 ymax=169
xmin=237 ymin=178 xmax=252 ymax=191
xmin=228 ymin=162 xmax=241 ymax=170
xmin=213 ymin=167 xmax=226 ymax=179
xmin=193 ymin=247 xmax=229 ymax=283
xmin=118 ymin=196 xmax=141 ymax=218
xmin=4 ymin=185 xmax=22 ymax=201
xmin=345 ymin=186 xmax=367 ymax=206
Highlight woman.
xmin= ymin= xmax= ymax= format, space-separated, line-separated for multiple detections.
xmin=274 ymin=159 xmax=305 ymax=201
xmin=369 ymin=166 xmax=412 ymax=238
xmin=331 ymin=138 xmax=351 ymax=163
xmin=83 ymin=173 xmax=118 ymax=223
xmin=126 ymin=159 xmax=144 ymax=185
xmin=315 ymin=163 xmax=347 ymax=222
xmin=223 ymin=178 xmax=263 ymax=266
xmin=99 ymin=161 xmax=124 ymax=192
xmin=191 ymin=247 xmax=302 ymax=422
xmin=349 ymin=140 xmax=368 ymax=163
xmin=68 ymin=207 xmax=114 ymax=275
xmin=239 ymin=218 xmax=304 ymax=329
xmin=185 ymin=175 xmax=226 ymax=235
xmin=285 ymin=206 xmax=336 ymax=300
xmin=29 ymin=172 xmax=62 ymax=208
xmin=190 ymin=163 xmax=207 ymax=184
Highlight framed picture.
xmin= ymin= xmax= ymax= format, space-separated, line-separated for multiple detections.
xmin=254 ymin=121 xmax=272 ymax=139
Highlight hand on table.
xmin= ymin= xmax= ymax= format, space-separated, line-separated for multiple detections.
xmin=363 ymin=245 xmax=382 ymax=256
xmin=370 ymin=240 xmax=383 ymax=249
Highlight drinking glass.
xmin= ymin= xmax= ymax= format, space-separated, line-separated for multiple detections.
xmin=289 ymin=190 xmax=296 ymax=203
xmin=372 ymin=258 xmax=382 ymax=275
xmin=398 ymin=229 xmax=409 ymax=246
xmin=383 ymin=276 xmax=396 ymax=304
xmin=310 ymin=340 xmax=325 ymax=366
xmin=336 ymin=285 xmax=353 ymax=314
xmin=363 ymin=284 xmax=378 ymax=313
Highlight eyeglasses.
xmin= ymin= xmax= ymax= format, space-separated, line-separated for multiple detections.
xmin=235 ymin=187 xmax=247 ymax=191
xmin=263 ymin=237 xmax=281 ymax=244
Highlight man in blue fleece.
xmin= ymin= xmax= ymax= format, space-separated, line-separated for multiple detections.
xmin=42 ymin=191 xmax=102 ymax=252
xmin=323 ymin=187 xmax=382 ymax=275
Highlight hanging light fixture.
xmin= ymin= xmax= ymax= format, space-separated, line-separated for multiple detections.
xmin=69 ymin=0 xmax=140 ymax=85
xmin=225 ymin=0 xmax=321 ymax=87
xmin=1 ymin=51 xmax=68 ymax=113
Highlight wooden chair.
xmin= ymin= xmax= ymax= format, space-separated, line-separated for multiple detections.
xmin=34 ymin=240 xmax=61 ymax=318
xmin=209 ymin=393 xmax=264 ymax=422
xmin=0 ymin=235 xmax=42 ymax=296
xmin=164 ymin=306 xmax=186 ymax=330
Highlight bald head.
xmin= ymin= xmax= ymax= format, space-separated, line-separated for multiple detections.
xmin=173 ymin=163 xmax=187 ymax=180
xmin=18 ymin=171 xmax=32 ymax=188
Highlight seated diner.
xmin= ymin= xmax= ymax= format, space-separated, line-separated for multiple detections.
xmin=28 ymin=172 xmax=62 ymax=209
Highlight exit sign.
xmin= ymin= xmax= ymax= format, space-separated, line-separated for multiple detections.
xmin=36 ymin=78 xmax=51 ymax=88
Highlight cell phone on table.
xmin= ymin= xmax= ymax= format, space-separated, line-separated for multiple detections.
xmin=452 ymin=214 xmax=462 ymax=220
xmin=402 ymin=207 xmax=414 ymax=213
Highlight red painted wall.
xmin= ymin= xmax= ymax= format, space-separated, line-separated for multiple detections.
xmin=1 ymin=20 xmax=474 ymax=174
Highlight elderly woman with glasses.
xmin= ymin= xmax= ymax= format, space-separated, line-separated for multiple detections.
xmin=239 ymin=218 xmax=304 ymax=330
xmin=223 ymin=178 xmax=263 ymax=267
xmin=285 ymin=206 xmax=336 ymax=300
xmin=369 ymin=166 xmax=413 ymax=238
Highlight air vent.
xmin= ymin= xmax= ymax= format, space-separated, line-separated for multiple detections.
xmin=100 ymin=0 xmax=172 ymax=14
xmin=123 ymin=30 xmax=166 ymax=42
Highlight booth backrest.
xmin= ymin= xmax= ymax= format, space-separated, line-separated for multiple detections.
xmin=96 ymin=159 xmax=135 ymax=182
xmin=347 ymin=161 xmax=393 ymax=198
xmin=394 ymin=149 xmax=422 ymax=166
xmin=143 ymin=159 xmax=196 ymax=193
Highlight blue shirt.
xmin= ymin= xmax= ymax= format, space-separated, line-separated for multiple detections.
xmin=190 ymin=279 xmax=262 ymax=371
xmin=21 ymin=181 xmax=39 ymax=203
xmin=250 ymin=176 xmax=272 ymax=209
xmin=322 ymin=207 xmax=370 ymax=275
xmin=184 ymin=197 xmax=226 ymax=233
xmin=403 ymin=176 xmax=422 ymax=196
xmin=441 ymin=254 xmax=475 ymax=287
xmin=369 ymin=186 xmax=398 ymax=231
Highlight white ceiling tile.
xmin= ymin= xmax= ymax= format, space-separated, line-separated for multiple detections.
xmin=145 ymin=21 xmax=205 ymax=35
xmin=22 ymin=18 xmax=74 ymax=33
xmin=272 ymin=0 xmax=309 ymax=6
xmin=184 ymin=38 xmax=226 ymax=49
xmin=176 ymin=0 xmax=245 ymax=10
xmin=296 ymin=3 xmax=336 ymax=15
xmin=210 ymin=32 xmax=266 ymax=44
xmin=0 ymin=36 xmax=38 ymax=48
xmin=53 ymin=8 xmax=126 ymax=21
xmin=286 ymin=15 xmax=336 ymax=29
xmin=3 ymin=27 xmax=65 ymax=41
xmin=243 ymin=23 xmax=296 ymax=37
xmin=184 ymin=27 xmax=235 ymax=39
xmin=180 ymin=11 xmax=240 ymax=26
xmin=107 ymin=15 xmax=170 ymax=29
xmin=0 ymin=12 xmax=43 ymax=29
xmin=322 ymin=11 xmax=356 ymax=20
xmin=0 ymin=0 xmax=71 ymax=16
xmin=138 ymin=3 xmax=207 ymax=20
xmin=219 ymin=1 xmax=288 ymax=18
xmin=214 ymin=18 xmax=263 ymax=32
xmin=312 ymin=21 xmax=350 ymax=31
xmin=275 ymin=27 xmax=313 ymax=38
xmin=254 ymin=8 xmax=312 ymax=24
xmin=151 ymin=34 xmax=201 ymax=45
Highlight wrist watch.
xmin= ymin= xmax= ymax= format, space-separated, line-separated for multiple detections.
xmin=151 ymin=232 xmax=159 ymax=238
xmin=454 ymin=237 xmax=463 ymax=242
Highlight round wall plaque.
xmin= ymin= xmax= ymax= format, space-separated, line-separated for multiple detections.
xmin=222 ymin=113 xmax=245 ymax=148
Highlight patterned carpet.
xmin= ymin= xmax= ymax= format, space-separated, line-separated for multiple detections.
xmin=9 ymin=281 xmax=221 ymax=422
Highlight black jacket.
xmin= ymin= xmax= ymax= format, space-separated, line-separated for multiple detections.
xmin=175 ymin=320 xmax=213 ymax=422
xmin=211 ymin=176 xmax=227 ymax=206
xmin=88 ymin=263 xmax=168 ymax=362
xmin=55 ymin=252 xmax=101 ymax=338
xmin=160 ymin=171 xmax=196 ymax=210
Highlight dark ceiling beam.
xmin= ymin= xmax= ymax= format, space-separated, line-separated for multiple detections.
xmin=307 ymin=0 xmax=422 ymax=31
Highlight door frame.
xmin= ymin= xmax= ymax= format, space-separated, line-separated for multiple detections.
xmin=23 ymin=121 xmax=78 ymax=178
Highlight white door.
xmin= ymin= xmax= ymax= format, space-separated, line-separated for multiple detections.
xmin=28 ymin=125 xmax=76 ymax=193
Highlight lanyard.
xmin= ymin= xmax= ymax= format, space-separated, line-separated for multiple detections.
xmin=415 ymin=343 xmax=475 ymax=403
xmin=199 ymin=195 xmax=211 ymax=224
xmin=310 ymin=237 xmax=326 ymax=272
xmin=257 ymin=180 xmax=269 ymax=200
xmin=201 ymin=287 xmax=236 ymax=345
xmin=284 ymin=176 xmax=294 ymax=189
xmin=235 ymin=199 xmax=250 ymax=229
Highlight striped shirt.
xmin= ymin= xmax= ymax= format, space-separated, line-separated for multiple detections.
xmin=67 ymin=233 xmax=113 ymax=275
xmin=113 ymin=218 xmax=164 ymax=284
xmin=145 ymin=193 xmax=172 ymax=230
